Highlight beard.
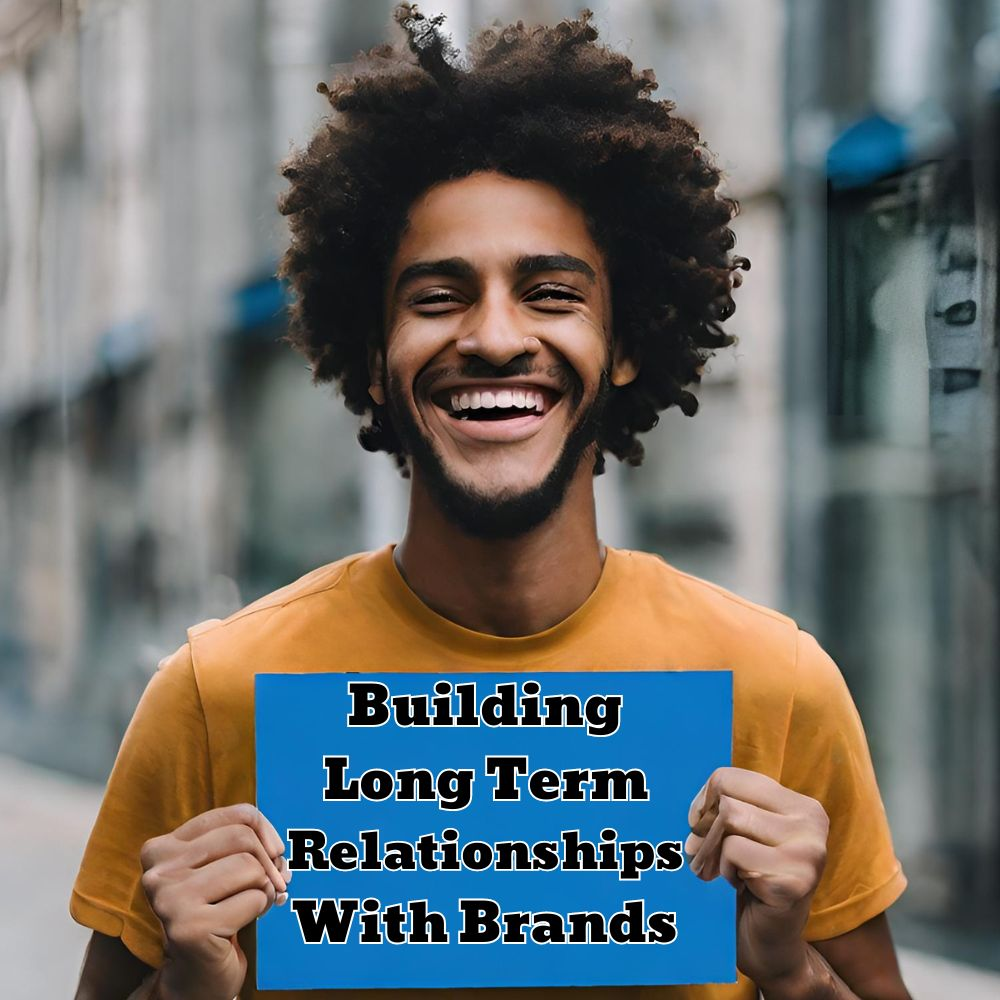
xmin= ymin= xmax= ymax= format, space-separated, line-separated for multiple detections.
xmin=386 ymin=364 xmax=610 ymax=541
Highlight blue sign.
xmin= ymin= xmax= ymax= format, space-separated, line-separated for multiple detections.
xmin=255 ymin=671 xmax=734 ymax=990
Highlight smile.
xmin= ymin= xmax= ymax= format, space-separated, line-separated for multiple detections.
xmin=427 ymin=382 xmax=564 ymax=442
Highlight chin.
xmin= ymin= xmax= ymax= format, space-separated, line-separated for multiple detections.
xmin=389 ymin=371 xmax=610 ymax=540
xmin=423 ymin=470 xmax=573 ymax=540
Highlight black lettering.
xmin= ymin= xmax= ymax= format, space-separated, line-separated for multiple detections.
xmin=458 ymin=898 xmax=502 ymax=943
xmin=502 ymin=910 xmax=532 ymax=943
xmin=620 ymin=840 xmax=656 ymax=880
xmin=531 ymin=912 xmax=566 ymax=944
xmin=584 ymin=693 xmax=622 ymax=736
xmin=647 ymin=910 xmax=678 ymax=944
xmin=656 ymin=840 xmax=685 ymax=871
xmin=291 ymin=897 xmax=358 ymax=943
xmin=485 ymin=755 xmax=527 ymax=801
xmin=408 ymin=900 xmax=449 ymax=943
xmin=382 ymin=902 xmax=408 ymax=944
xmin=322 ymin=755 xmax=359 ymax=801
xmin=287 ymin=829 xmax=329 ymax=871
xmin=346 ymin=682 xmax=390 ymax=727
xmin=609 ymin=900 xmax=648 ymax=943
xmin=567 ymin=910 xmax=609 ymax=943
xmin=592 ymin=767 xmax=649 ymax=801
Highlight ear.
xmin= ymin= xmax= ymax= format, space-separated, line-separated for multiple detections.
xmin=610 ymin=338 xmax=640 ymax=387
xmin=368 ymin=348 xmax=386 ymax=406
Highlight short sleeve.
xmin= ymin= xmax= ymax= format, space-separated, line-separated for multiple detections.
xmin=780 ymin=630 xmax=907 ymax=941
xmin=69 ymin=643 xmax=213 ymax=967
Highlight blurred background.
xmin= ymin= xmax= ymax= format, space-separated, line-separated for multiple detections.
xmin=0 ymin=0 xmax=997 ymax=995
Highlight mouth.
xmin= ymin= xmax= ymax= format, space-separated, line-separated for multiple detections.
xmin=426 ymin=382 xmax=564 ymax=442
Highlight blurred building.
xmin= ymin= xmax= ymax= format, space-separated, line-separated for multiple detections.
xmin=784 ymin=0 xmax=1000 ymax=967
xmin=0 ymin=0 xmax=997 ymax=975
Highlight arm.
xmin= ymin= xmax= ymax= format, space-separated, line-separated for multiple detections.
xmin=687 ymin=767 xmax=911 ymax=999
xmin=807 ymin=913 xmax=911 ymax=999
xmin=74 ymin=803 xmax=289 ymax=1000
xmin=74 ymin=931 xmax=153 ymax=1000
xmin=137 ymin=802 xmax=289 ymax=1000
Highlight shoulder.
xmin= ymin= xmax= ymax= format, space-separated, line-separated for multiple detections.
xmin=613 ymin=547 xmax=801 ymax=663
xmin=191 ymin=549 xmax=370 ymax=635
xmin=181 ymin=547 xmax=383 ymax=683
xmin=188 ymin=548 xmax=375 ymax=642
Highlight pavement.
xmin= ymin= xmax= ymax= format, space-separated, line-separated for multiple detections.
xmin=1 ymin=752 xmax=996 ymax=999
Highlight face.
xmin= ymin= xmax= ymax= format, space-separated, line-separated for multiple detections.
xmin=379 ymin=171 xmax=631 ymax=538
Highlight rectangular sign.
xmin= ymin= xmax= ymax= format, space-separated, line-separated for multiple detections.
xmin=255 ymin=670 xmax=734 ymax=990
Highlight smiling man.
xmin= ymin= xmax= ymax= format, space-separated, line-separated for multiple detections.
xmin=72 ymin=8 xmax=910 ymax=1000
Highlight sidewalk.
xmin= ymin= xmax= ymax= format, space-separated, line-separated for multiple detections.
xmin=1 ymin=752 xmax=995 ymax=999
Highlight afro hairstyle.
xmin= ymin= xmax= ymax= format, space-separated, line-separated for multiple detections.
xmin=277 ymin=5 xmax=748 ymax=472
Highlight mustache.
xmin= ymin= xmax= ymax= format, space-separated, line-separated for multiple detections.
xmin=417 ymin=356 xmax=580 ymax=398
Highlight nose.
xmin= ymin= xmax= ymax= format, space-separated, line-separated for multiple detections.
xmin=455 ymin=292 xmax=535 ymax=366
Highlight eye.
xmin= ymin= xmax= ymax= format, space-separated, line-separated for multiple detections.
xmin=410 ymin=289 xmax=465 ymax=313
xmin=524 ymin=284 xmax=584 ymax=307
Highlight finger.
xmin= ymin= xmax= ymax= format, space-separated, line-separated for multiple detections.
xmin=173 ymin=804 xmax=286 ymax=859
xmin=690 ymin=794 xmax=797 ymax=843
xmin=691 ymin=797 xmax=801 ymax=881
xmin=207 ymin=887 xmax=275 ymax=937
xmin=689 ymin=808 xmax=728 ymax=881
xmin=251 ymin=808 xmax=287 ymax=861
xmin=689 ymin=767 xmax=800 ymax=826
xmin=178 ymin=852 xmax=277 ymax=907
xmin=185 ymin=824 xmax=287 ymax=894
xmin=717 ymin=835 xmax=778 ymax=889
xmin=718 ymin=836 xmax=815 ymax=906
xmin=683 ymin=830 xmax=704 ymax=860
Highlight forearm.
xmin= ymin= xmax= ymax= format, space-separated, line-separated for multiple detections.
xmin=758 ymin=943 xmax=910 ymax=1000
xmin=127 ymin=965 xmax=239 ymax=1000
xmin=126 ymin=971 xmax=159 ymax=1000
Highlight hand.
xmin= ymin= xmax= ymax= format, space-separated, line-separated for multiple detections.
xmin=139 ymin=803 xmax=290 ymax=1000
xmin=685 ymin=767 xmax=829 ymax=988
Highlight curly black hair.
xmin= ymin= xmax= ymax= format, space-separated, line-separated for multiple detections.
xmin=278 ymin=5 xmax=748 ymax=472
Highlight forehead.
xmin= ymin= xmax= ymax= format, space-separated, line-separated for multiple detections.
xmin=391 ymin=171 xmax=602 ymax=271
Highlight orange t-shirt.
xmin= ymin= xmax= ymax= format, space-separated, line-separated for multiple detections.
xmin=70 ymin=545 xmax=906 ymax=999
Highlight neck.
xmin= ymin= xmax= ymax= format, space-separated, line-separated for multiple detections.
xmin=394 ymin=459 xmax=606 ymax=637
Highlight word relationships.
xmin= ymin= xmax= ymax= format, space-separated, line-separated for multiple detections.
xmin=288 ymin=827 xmax=684 ymax=882
xmin=290 ymin=897 xmax=677 ymax=946
xmin=346 ymin=679 xmax=623 ymax=737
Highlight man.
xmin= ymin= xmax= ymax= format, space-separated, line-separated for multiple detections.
xmin=72 ymin=8 xmax=910 ymax=999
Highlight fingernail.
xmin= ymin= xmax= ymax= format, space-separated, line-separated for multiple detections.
xmin=276 ymin=892 xmax=288 ymax=906
xmin=688 ymin=783 xmax=706 ymax=825
xmin=684 ymin=832 xmax=698 ymax=856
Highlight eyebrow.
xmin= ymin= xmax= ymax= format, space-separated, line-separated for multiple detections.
xmin=393 ymin=252 xmax=597 ymax=299
xmin=394 ymin=257 xmax=476 ymax=291
xmin=514 ymin=253 xmax=596 ymax=283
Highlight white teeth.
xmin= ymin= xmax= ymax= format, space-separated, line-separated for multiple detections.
xmin=445 ymin=387 xmax=548 ymax=414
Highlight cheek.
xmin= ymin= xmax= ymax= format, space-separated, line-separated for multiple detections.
xmin=541 ymin=317 xmax=612 ymax=384
xmin=384 ymin=321 xmax=450 ymax=386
